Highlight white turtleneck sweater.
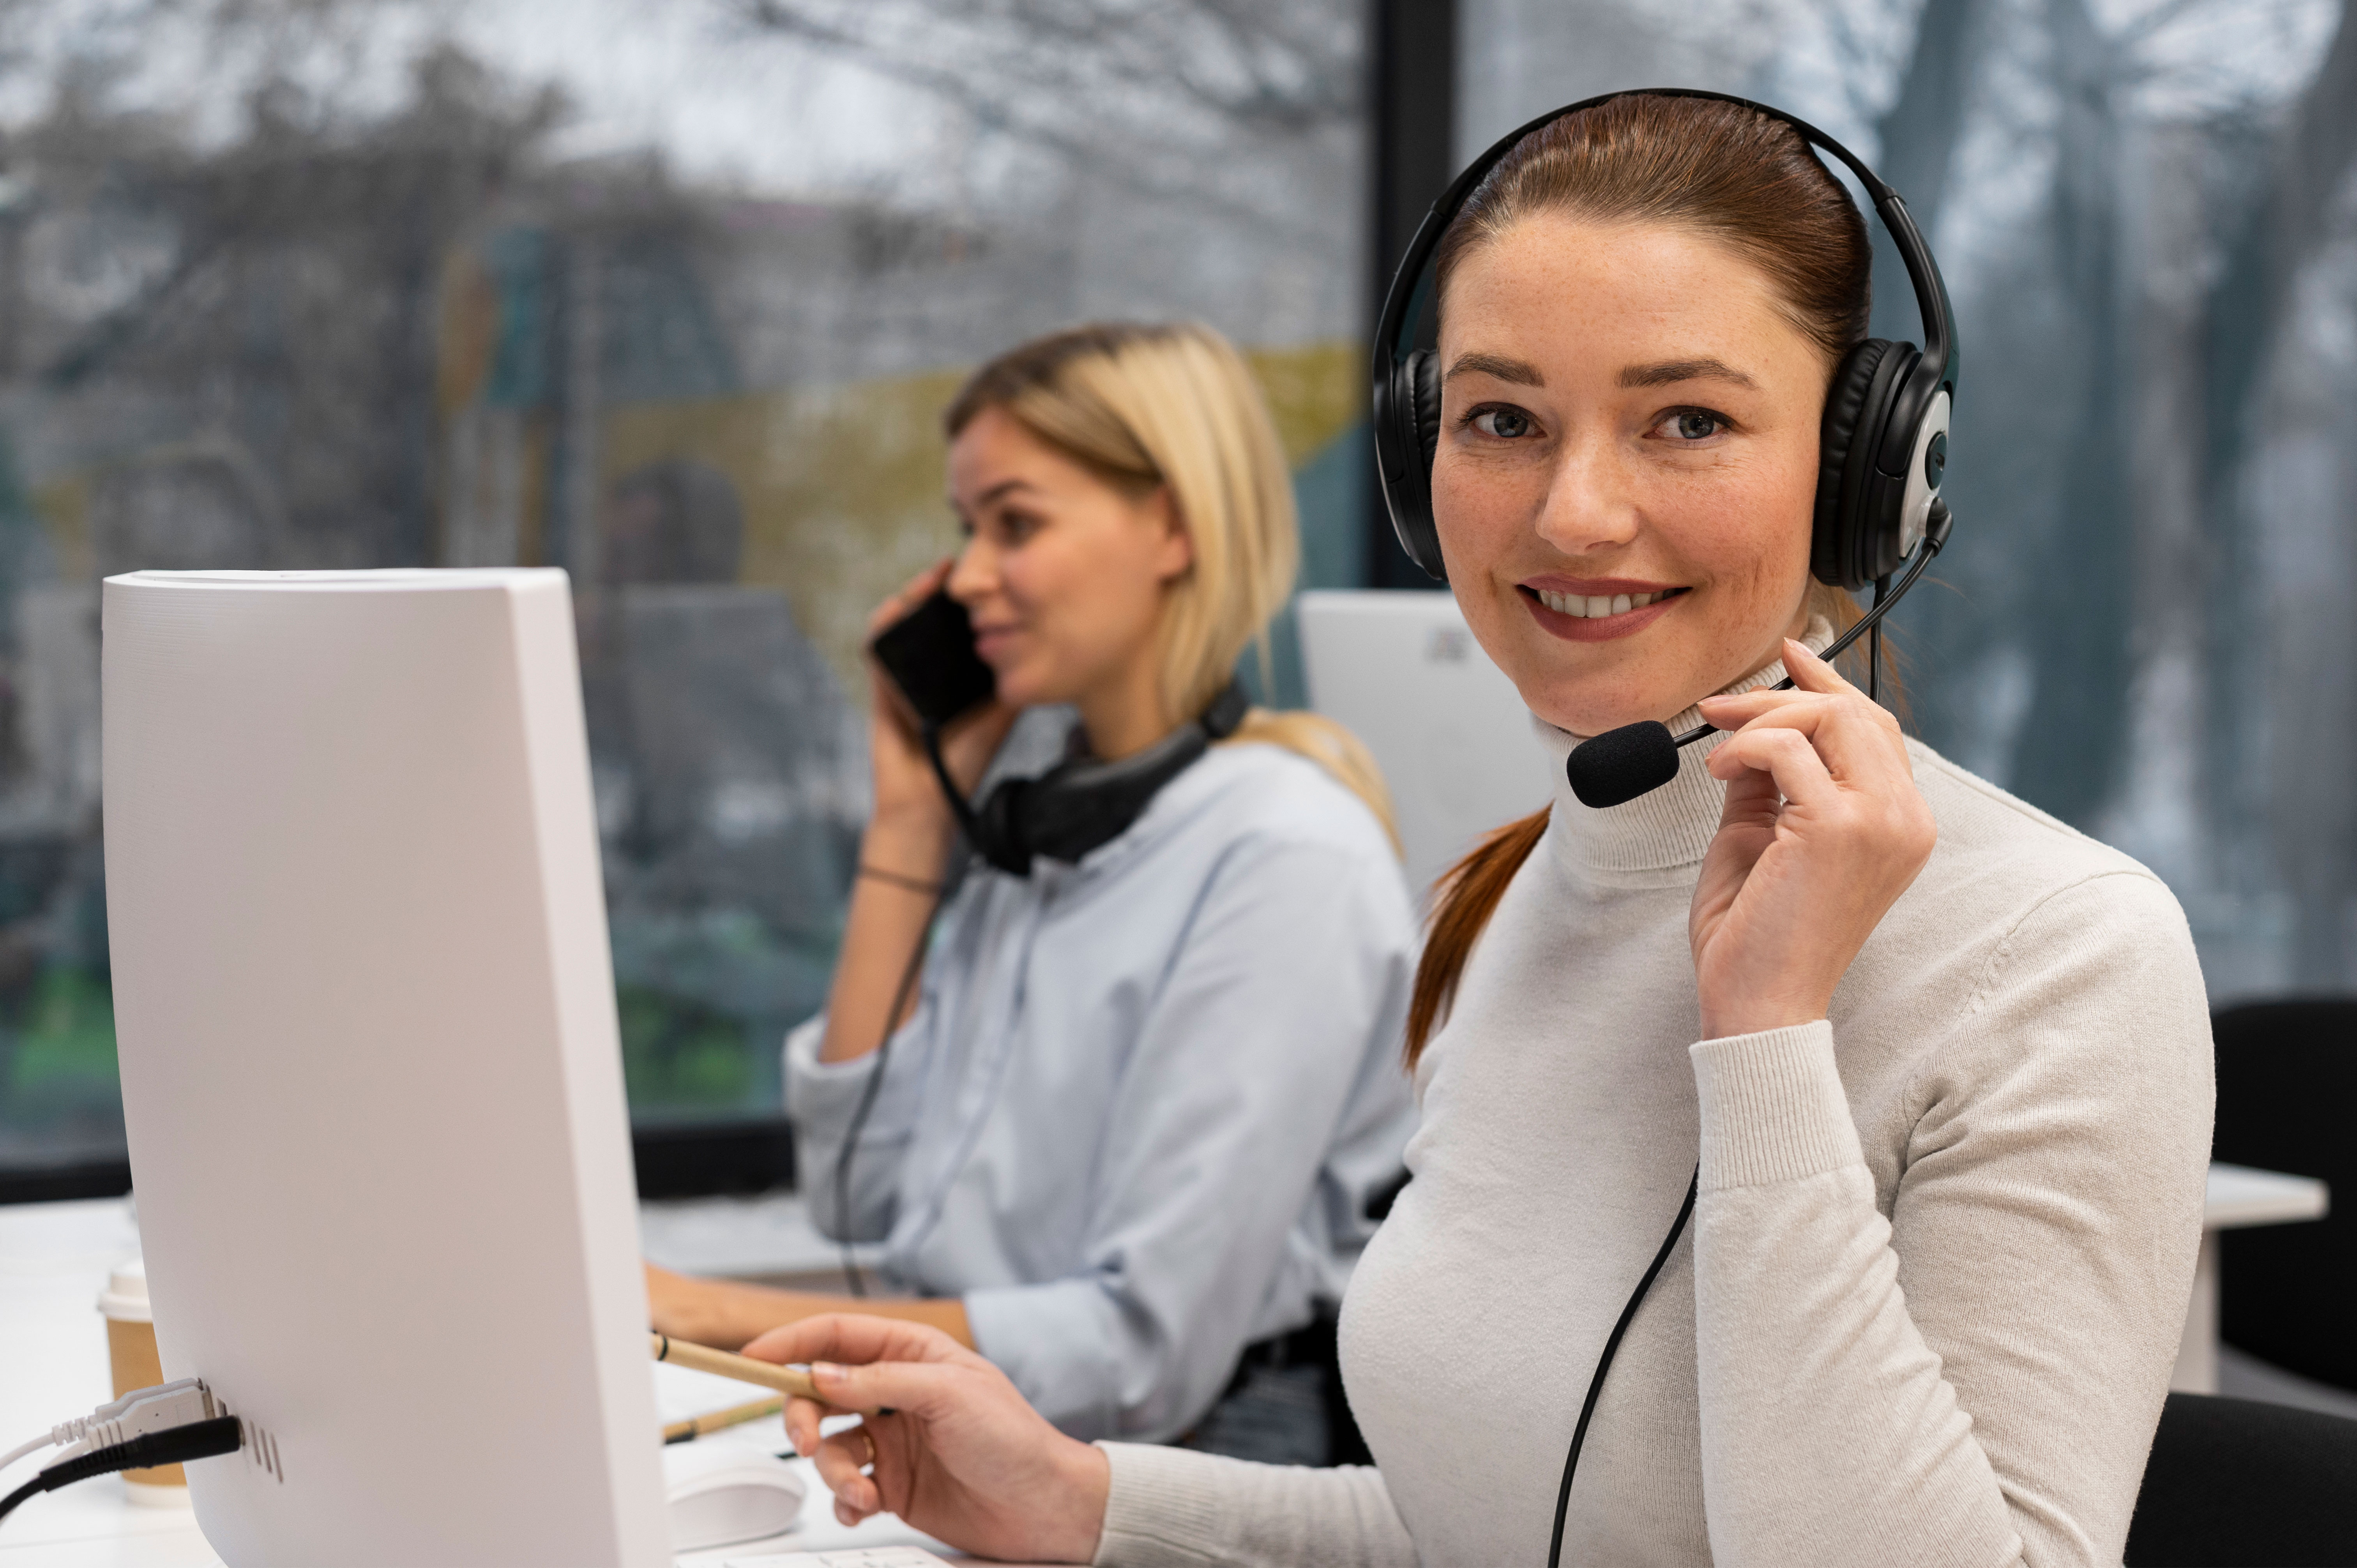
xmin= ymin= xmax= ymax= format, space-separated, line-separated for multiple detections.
xmin=1089 ymin=657 xmax=2214 ymax=1568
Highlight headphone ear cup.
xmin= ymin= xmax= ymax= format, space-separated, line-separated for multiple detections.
xmin=1381 ymin=349 xmax=1447 ymax=581
xmin=1813 ymin=337 xmax=1907 ymax=589
xmin=1410 ymin=349 xmax=1442 ymax=472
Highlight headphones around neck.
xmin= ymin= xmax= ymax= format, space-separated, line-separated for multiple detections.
xmin=1371 ymin=87 xmax=1960 ymax=595
xmin=927 ymin=683 xmax=1250 ymax=878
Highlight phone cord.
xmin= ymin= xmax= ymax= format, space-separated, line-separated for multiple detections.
xmin=832 ymin=874 xmax=947 ymax=1296
xmin=1546 ymin=1164 xmax=1699 ymax=1568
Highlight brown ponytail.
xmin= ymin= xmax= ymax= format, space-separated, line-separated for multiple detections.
xmin=1406 ymin=808 xmax=1551 ymax=1067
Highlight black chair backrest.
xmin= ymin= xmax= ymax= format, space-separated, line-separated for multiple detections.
xmin=2210 ymin=999 xmax=2355 ymax=1390
xmin=2127 ymin=1392 xmax=2357 ymax=1566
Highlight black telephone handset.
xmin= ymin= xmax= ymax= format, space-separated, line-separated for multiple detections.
xmin=869 ymin=589 xmax=998 ymax=732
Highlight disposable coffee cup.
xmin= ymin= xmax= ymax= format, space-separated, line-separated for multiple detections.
xmin=96 ymin=1258 xmax=189 ymax=1502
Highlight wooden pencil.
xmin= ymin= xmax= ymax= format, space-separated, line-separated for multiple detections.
xmin=649 ymin=1331 xmax=823 ymax=1402
xmin=662 ymin=1394 xmax=786 ymax=1445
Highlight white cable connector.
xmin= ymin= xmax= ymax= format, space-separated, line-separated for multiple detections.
xmin=25 ymin=1381 xmax=223 ymax=1471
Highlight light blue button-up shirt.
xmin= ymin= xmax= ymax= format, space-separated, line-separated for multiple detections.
xmin=785 ymin=736 xmax=1417 ymax=1442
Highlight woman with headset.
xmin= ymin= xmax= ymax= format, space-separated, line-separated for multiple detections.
xmin=740 ymin=94 xmax=2214 ymax=1567
xmin=646 ymin=321 xmax=1417 ymax=1463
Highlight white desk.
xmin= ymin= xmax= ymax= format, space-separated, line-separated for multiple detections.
xmin=0 ymin=1197 xmax=957 ymax=1566
xmin=2 ymin=1167 xmax=2330 ymax=1563
xmin=2170 ymin=1162 xmax=2330 ymax=1394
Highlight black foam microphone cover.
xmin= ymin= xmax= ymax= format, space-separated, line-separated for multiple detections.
xmin=1565 ymin=721 xmax=1680 ymax=809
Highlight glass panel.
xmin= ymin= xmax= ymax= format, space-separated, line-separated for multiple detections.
xmin=1458 ymin=0 xmax=2357 ymax=998
xmin=0 ymin=2 xmax=1371 ymax=1178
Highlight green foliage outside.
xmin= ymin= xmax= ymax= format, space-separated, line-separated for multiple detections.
xmin=616 ymin=983 xmax=764 ymax=1118
xmin=1 ymin=967 xmax=124 ymax=1142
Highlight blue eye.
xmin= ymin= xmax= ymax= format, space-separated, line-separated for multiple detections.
xmin=1472 ymin=408 xmax=1534 ymax=439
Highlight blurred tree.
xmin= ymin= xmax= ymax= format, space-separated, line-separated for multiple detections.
xmin=727 ymin=0 xmax=1360 ymax=235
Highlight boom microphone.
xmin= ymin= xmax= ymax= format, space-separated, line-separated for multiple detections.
xmin=1564 ymin=501 xmax=1952 ymax=810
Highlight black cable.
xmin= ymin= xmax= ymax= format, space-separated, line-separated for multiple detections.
xmin=1546 ymin=1166 xmax=1700 ymax=1568
xmin=833 ymin=897 xmax=941 ymax=1297
xmin=1869 ymin=573 xmax=1889 ymax=706
xmin=0 ymin=1415 xmax=243 ymax=1526
xmin=835 ymin=722 xmax=963 ymax=1297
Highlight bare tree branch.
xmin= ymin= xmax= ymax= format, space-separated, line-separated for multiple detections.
xmin=724 ymin=0 xmax=1358 ymax=235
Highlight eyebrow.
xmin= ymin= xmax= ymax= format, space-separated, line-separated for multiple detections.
xmin=959 ymin=478 xmax=1042 ymax=510
xmin=1442 ymin=351 xmax=1544 ymax=386
xmin=1618 ymin=357 xmax=1757 ymax=390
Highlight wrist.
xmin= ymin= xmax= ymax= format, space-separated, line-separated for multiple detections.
xmin=1042 ymin=1439 xmax=1111 ymax=1564
xmin=1697 ymin=996 xmax=1830 ymax=1042
xmin=862 ymin=812 xmax=954 ymax=875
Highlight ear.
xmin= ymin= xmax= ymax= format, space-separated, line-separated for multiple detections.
xmin=1145 ymin=485 xmax=1193 ymax=583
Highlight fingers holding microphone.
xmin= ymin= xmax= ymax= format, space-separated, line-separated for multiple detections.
xmin=1688 ymin=638 xmax=1936 ymax=1040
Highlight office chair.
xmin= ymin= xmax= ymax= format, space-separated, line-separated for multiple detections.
xmin=2210 ymin=999 xmax=2355 ymax=1391
xmin=2125 ymin=1392 xmax=2357 ymax=1566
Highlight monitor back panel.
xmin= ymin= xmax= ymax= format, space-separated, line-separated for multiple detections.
xmin=1297 ymin=590 xmax=1549 ymax=899
xmin=101 ymin=570 xmax=666 ymax=1567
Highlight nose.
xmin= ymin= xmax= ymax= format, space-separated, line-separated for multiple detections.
xmin=946 ymin=534 xmax=998 ymax=606
xmin=1533 ymin=431 xmax=1642 ymax=560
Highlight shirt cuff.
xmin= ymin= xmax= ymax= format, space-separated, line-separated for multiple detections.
xmin=966 ymin=1278 xmax=1122 ymax=1441
xmin=783 ymin=1015 xmax=883 ymax=1115
xmin=1092 ymin=1441 xmax=1239 ymax=1567
xmin=1689 ymin=1021 xmax=1864 ymax=1192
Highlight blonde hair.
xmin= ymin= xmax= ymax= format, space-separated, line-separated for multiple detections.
xmin=946 ymin=321 xmax=1399 ymax=849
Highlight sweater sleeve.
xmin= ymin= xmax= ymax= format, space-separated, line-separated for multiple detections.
xmin=1093 ymin=1443 xmax=1419 ymax=1568
xmin=1686 ymin=871 xmax=2212 ymax=1568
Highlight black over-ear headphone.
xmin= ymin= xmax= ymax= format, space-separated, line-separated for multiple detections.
xmin=1372 ymin=88 xmax=1962 ymax=810
xmin=1373 ymin=86 xmax=1958 ymax=593
xmin=926 ymin=683 xmax=1250 ymax=877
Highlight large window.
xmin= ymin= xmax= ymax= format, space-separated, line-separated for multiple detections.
xmin=1459 ymin=0 xmax=2357 ymax=999
xmin=0 ymin=0 xmax=1372 ymax=1192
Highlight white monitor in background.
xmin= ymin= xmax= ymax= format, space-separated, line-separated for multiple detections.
xmin=1297 ymin=589 xmax=1550 ymax=902
xmin=102 ymin=570 xmax=667 ymax=1567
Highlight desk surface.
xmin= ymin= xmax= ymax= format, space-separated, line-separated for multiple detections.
xmin=0 ymin=1198 xmax=959 ymax=1565
xmin=2 ymin=1165 xmax=2330 ymax=1564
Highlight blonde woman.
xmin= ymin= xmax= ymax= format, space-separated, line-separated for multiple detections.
xmin=647 ymin=322 xmax=1415 ymax=1461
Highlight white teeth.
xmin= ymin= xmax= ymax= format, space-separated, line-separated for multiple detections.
xmin=1534 ymin=589 xmax=1668 ymax=618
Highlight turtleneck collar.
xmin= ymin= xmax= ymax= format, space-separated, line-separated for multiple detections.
xmin=1531 ymin=617 xmax=1834 ymax=876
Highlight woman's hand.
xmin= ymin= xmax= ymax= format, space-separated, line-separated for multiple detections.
xmin=866 ymin=559 xmax=1018 ymax=850
xmin=1688 ymin=639 xmax=1936 ymax=1040
xmin=744 ymin=1313 xmax=1109 ymax=1563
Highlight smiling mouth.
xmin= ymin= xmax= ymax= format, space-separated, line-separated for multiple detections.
xmin=1524 ymin=586 xmax=1689 ymax=619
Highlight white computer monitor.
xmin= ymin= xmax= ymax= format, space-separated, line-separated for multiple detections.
xmin=102 ymin=570 xmax=667 ymax=1566
xmin=1297 ymin=589 xmax=1550 ymax=901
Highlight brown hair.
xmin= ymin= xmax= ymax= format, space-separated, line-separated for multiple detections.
xmin=1432 ymin=94 xmax=1871 ymax=364
xmin=1406 ymin=94 xmax=1878 ymax=1068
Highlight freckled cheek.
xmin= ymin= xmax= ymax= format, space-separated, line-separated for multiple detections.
xmin=1429 ymin=456 xmax=1529 ymax=574
xmin=1668 ymin=468 xmax=1813 ymax=597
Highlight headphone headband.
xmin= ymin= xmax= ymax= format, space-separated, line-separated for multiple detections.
xmin=1372 ymin=87 xmax=1961 ymax=578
